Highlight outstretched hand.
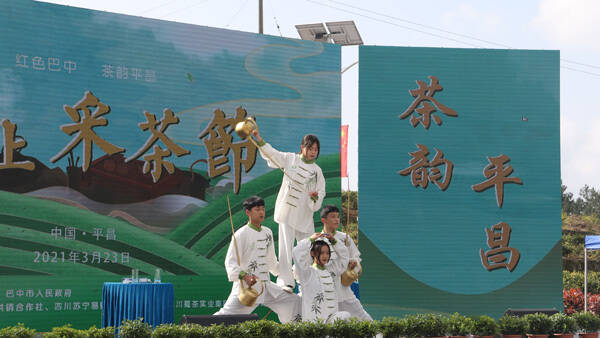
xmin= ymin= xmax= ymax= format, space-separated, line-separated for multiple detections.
xmin=252 ymin=130 xmax=263 ymax=143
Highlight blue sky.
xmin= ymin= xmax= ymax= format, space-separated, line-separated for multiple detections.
xmin=41 ymin=0 xmax=600 ymax=193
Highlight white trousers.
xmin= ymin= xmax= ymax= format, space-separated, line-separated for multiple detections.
xmin=339 ymin=297 xmax=373 ymax=321
xmin=214 ymin=281 xmax=301 ymax=323
xmin=277 ymin=223 xmax=312 ymax=287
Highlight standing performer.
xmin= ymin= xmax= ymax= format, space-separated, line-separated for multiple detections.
xmin=253 ymin=130 xmax=326 ymax=293
xmin=320 ymin=204 xmax=373 ymax=321
xmin=292 ymin=233 xmax=351 ymax=322
xmin=214 ymin=196 xmax=300 ymax=323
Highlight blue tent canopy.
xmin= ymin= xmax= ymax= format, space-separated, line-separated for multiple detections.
xmin=585 ymin=235 xmax=600 ymax=250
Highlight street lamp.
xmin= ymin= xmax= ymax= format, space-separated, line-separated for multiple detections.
xmin=295 ymin=21 xmax=363 ymax=46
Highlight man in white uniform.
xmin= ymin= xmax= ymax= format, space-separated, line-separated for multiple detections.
xmin=321 ymin=204 xmax=373 ymax=321
xmin=214 ymin=196 xmax=300 ymax=323
xmin=253 ymin=130 xmax=326 ymax=292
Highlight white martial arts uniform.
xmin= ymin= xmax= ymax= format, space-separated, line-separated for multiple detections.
xmin=258 ymin=142 xmax=326 ymax=288
xmin=326 ymin=230 xmax=373 ymax=321
xmin=292 ymin=237 xmax=351 ymax=323
xmin=214 ymin=223 xmax=300 ymax=323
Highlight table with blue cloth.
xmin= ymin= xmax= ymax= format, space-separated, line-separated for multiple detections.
xmin=102 ymin=282 xmax=174 ymax=329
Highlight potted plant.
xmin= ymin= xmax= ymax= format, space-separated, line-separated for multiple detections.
xmin=549 ymin=313 xmax=576 ymax=338
xmin=413 ymin=313 xmax=447 ymax=338
xmin=445 ymin=313 xmax=474 ymax=338
xmin=498 ymin=315 xmax=526 ymax=338
xmin=472 ymin=315 xmax=500 ymax=338
xmin=572 ymin=311 xmax=600 ymax=338
xmin=524 ymin=313 xmax=553 ymax=338
xmin=378 ymin=316 xmax=409 ymax=338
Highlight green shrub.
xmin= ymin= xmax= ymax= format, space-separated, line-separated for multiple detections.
xmin=572 ymin=311 xmax=600 ymax=333
xmin=119 ymin=319 xmax=152 ymax=338
xmin=563 ymin=271 xmax=600 ymax=294
xmin=151 ymin=323 xmax=183 ymax=337
xmin=445 ymin=313 xmax=474 ymax=336
xmin=300 ymin=320 xmax=330 ymax=338
xmin=205 ymin=323 xmax=239 ymax=338
xmin=472 ymin=315 xmax=499 ymax=336
xmin=177 ymin=323 xmax=210 ymax=338
xmin=45 ymin=324 xmax=87 ymax=338
xmin=0 ymin=323 xmax=36 ymax=338
xmin=524 ymin=313 xmax=553 ymax=334
xmin=86 ymin=326 xmax=115 ymax=338
xmin=378 ymin=317 xmax=408 ymax=338
xmin=327 ymin=318 xmax=377 ymax=338
xmin=498 ymin=315 xmax=527 ymax=335
xmin=238 ymin=320 xmax=278 ymax=338
xmin=411 ymin=313 xmax=447 ymax=337
xmin=276 ymin=321 xmax=306 ymax=338
xmin=550 ymin=313 xmax=577 ymax=334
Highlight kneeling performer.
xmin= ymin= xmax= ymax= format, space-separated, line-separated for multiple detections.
xmin=214 ymin=196 xmax=300 ymax=323
xmin=292 ymin=232 xmax=351 ymax=322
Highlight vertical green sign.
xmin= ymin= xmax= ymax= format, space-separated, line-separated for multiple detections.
xmin=359 ymin=46 xmax=561 ymax=317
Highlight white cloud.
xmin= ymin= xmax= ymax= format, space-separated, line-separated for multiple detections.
xmin=532 ymin=0 xmax=600 ymax=50
xmin=561 ymin=111 xmax=600 ymax=194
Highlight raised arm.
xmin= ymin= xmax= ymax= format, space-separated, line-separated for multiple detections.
xmin=292 ymin=237 xmax=315 ymax=283
xmin=253 ymin=130 xmax=294 ymax=170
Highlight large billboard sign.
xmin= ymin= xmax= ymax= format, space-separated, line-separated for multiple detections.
xmin=358 ymin=46 xmax=561 ymax=317
xmin=0 ymin=0 xmax=340 ymax=329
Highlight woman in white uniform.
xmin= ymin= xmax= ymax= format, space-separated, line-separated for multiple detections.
xmin=253 ymin=130 xmax=326 ymax=292
xmin=292 ymin=233 xmax=351 ymax=322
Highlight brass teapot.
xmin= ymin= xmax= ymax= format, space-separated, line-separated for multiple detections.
xmin=341 ymin=262 xmax=362 ymax=287
xmin=235 ymin=117 xmax=258 ymax=140
xmin=238 ymin=279 xmax=264 ymax=307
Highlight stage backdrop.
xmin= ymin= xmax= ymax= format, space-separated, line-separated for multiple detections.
xmin=0 ymin=0 xmax=340 ymax=330
xmin=358 ymin=46 xmax=561 ymax=317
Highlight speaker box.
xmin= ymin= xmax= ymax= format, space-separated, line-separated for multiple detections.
xmin=179 ymin=314 xmax=259 ymax=326
xmin=503 ymin=308 xmax=559 ymax=317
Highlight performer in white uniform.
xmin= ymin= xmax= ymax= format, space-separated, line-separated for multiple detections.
xmin=320 ymin=205 xmax=373 ymax=321
xmin=292 ymin=233 xmax=351 ymax=323
xmin=214 ymin=196 xmax=300 ymax=323
xmin=253 ymin=130 xmax=326 ymax=292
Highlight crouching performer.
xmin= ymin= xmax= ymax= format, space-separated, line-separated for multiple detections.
xmin=214 ymin=196 xmax=300 ymax=323
xmin=292 ymin=232 xmax=351 ymax=322
xmin=320 ymin=205 xmax=373 ymax=321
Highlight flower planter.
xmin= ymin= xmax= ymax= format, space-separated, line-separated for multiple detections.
xmin=552 ymin=334 xmax=574 ymax=338
xmin=579 ymin=333 xmax=598 ymax=338
xmin=501 ymin=335 xmax=523 ymax=338
xmin=526 ymin=334 xmax=549 ymax=338
xmin=473 ymin=335 xmax=495 ymax=338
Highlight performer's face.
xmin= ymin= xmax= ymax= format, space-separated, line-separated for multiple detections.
xmin=246 ymin=205 xmax=265 ymax=226
xmin=317 ymin=245 xmax=330 ymax=265
xmin=322 ymin=212 xmax=340 ymax=233
xmin=301 ymin=143 xmax=319 ymax=161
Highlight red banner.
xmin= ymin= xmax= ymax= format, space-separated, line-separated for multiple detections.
xmin=341 ymin=124 xmax=349 ymax=178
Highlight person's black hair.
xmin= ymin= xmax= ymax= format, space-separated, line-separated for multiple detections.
xmin=243 ymin=195 xmax=265 ymax=211
xmin=301 ymin=134 xmax=320 ymax=159
xmin=320 ymin=204 xmax=340 ymax=219
xmin=310 ymin=239 xmax=331 ymax=265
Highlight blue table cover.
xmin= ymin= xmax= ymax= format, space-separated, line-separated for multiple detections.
xmin=102 ymin=282 xmax=174 ymax=329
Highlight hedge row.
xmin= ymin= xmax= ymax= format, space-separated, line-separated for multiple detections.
xmin=2 ymin=312 xmax=600 ymax=338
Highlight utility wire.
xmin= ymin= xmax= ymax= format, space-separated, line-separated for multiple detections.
xmin=267 ymin=0 xmax=283 ymax=37
xmin=225 ymin=0 xmax=250 ymax=28
xmin=140 ymin=0 xmax=180 ymax=15
xmin=158 ymin=0 xmax=210 ymax=19
xmin=307 ymin=0 xmax=600 ymax=78
xmin=305 ymin=0 xmax=486 ymax=48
